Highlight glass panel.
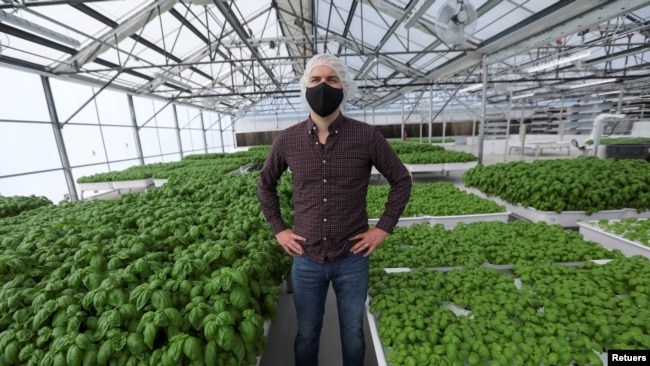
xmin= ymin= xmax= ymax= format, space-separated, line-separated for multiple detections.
xmin=132 ymin=96 xmax=176 ymax=128
xmin=0 ymin=121 xmax=61 ymax=176
xmin=1 ymin=37 xmax=69 ymax=67
xmin=206 ymin=129 xmax=224 ymax=152
xmin=191 ymin=129 xmax=206 ymax=153
xmin=50 ymin=78 xmax=99 ymax=124
xmin=0 ymin=170 xmax=68 ymax=204
xmin=96 ymin=89 xmax=131 ymax=126
xmin=62 ymin=124 xmax=107 ymax=167
xmin=139 ymin=127 xmax=162 ymax=158
xmin=158 ymin=128 xmax=180 ymax=155
xmin=0 ymin=67 xmax=50 ymax=122
xmin=144 ymin=156 xmax=164 ymax=164
xmin=180 ymin=129 xmax=194 ymax=153
xmin=101 ymin=126 xmax=138 ymax=161
xmin=72 ymin=164 xmax=110 ymax=187
xmin=109 ymin=159 xmax=141 ymax=173
xmin=154 ymin=102 xmax=177 ymax=128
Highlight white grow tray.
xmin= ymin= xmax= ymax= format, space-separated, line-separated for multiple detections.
xmin=578 ymin=221 xmax=650 ymax=259
xmin=429 ymin=212 xmax=510 ymax=229
xmin=112 ymin=178 xmax=155 ymax=193
xmin=369 ymin=212 xmax=510 ymax=229
xmin=366 ymin=296 xmax=388 ymax=366
xmin=405 ymin=163 xmax=445 ymax=174
xmin=369 ymin=216 xmax=430 ymax=227
xmin=443 ymin=161 xmax=478 ymax=172
xmin=78 ymin=182 xmax=115 ymax=200
xmin=78 ymin=181 xmax=114 ymax=191
xmin=464 ymin=187 xmax=650 ymax=227
xmin=153 ymin=179 xmax=169 ymax=187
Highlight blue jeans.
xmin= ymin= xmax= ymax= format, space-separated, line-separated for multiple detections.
xmin=292 ymin=251 xmax=369 ymax=366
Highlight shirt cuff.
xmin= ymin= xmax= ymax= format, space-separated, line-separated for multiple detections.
xmin=269 ymin=219 xmax=287 ymax=235
xmin=375 ymin=217 xmax=397 ymax=234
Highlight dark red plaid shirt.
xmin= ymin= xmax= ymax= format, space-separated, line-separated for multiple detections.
xmin=257 ymin=113 xmax=412 ymax=263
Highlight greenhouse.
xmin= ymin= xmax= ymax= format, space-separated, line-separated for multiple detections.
xmin=1 ymin=0 xmax=650 ymax=365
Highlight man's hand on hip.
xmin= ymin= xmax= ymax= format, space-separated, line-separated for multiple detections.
xmin=276 ymin=229 xmax=305 ymax=256
xmin=349 ymin=227 xmax=389 ymax=257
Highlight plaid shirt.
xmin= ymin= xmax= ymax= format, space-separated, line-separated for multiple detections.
xmin=257 ymin=113 xmax=412 ymax=263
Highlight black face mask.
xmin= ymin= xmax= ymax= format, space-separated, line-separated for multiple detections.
xmin=305 ymin=82 xmax=344 ymax=118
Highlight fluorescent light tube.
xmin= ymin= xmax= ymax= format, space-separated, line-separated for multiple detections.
xmin=568 ymin=78 xmax=617 ymax=89
xmin=458 ymin=83 xmax=483 ymax=93
xmin=526 ymin=50 xmax=591 ymax=73
xmin=511 ymin=93 xmax=534 ymax=100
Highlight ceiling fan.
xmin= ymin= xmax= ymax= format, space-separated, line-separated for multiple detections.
xmin=434 ymin=0 xmax=478 ymax=46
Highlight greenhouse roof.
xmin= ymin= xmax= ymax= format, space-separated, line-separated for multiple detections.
xmin=1 ymin=0 xmax=649 ymax=118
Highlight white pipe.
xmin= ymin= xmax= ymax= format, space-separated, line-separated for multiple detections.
xmin=588 ymin=113 xmax=626 ymax=156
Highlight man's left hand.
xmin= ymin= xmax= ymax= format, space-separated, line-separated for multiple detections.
xmin=349 ymin=227 xmax=389 ymax=257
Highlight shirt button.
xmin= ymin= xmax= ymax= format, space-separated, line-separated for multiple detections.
xmin=323 ymin=160 xmax=326 ymax=164
xmin=323 ymin=218 xmax=327 ymax=222
xmin=323 ymin=237 xmax=327 ymax=241
xmin=323 ymin=198 xmax=327 ymax=202
xmin=323 ymin=179 xmax=327 ymax=183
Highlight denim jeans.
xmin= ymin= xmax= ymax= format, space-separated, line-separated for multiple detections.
xmin=292 ymin=251 xmax=369 ymax=366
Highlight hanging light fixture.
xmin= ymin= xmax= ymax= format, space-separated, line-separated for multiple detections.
xmin=458 ymin=83 xmax=483 ymax=93
xmin=525 ymin=50 xmax=591 ymax=73
xmin=567 ymin=78 xmax=617 ymax=89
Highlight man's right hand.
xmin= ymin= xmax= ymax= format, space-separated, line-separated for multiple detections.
xmin=275 ymin=229 xmax=306 ymax=256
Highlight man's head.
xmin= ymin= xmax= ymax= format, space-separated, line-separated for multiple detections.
xmin=299 ymin=54 xmax=357 ymax=116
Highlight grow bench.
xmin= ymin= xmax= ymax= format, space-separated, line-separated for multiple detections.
xmin=78 ymin=178 xmax=155 ymax=200
xmin=508 ymin=140 xmax=571 ymax=158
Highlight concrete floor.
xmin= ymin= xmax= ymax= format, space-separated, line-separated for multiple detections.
xmin=258 ymin=280 xmax=379 ymax=366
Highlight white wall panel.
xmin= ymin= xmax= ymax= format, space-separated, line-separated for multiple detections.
xmin=0 ymin=68 xmax=49 ymax=122
xmin=0 ymin=122 xmax=61 ymax=175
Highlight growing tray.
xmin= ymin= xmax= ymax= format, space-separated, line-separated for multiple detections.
xmin=77 ymin=181 xmax=114 ymax=191
xmin=464 ymin=187 xmax=650 ymax=227
xmin=369 ymin=212 xmax=511 ymax=229
xmin=112 ymin=178 xmax=154 ymax=189
xmin=578 ymin=221 xmax=650 ymax=259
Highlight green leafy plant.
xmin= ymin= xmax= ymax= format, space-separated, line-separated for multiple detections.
xmin=462 ymin=157 xmax=650 ymax=214
xmin=367 ymin=182 xmax=505 ymax=218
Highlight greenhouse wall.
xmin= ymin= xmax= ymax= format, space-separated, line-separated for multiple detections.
xmin=0 ymin=66 xmax=234 ymax=203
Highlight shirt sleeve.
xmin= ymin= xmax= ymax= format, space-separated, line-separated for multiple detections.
xmin=370 ymin=132 xmax=412 ymax=233
xmin=257 ymin=136 xmax=289 ymax=235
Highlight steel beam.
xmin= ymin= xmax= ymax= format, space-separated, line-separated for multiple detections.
xmin=52 ymin=0 xmax=179 ymax=73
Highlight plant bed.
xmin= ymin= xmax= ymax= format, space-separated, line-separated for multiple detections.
xmin=367 ymin=257 xmax=650 ymax=366
xmin=370 ymin=221 xmax=620 ymax=270
xmin=464 ymin=187 xmax=650 ymax=227
xmin=368 ymin=182 xmax=507 ymax=217
xmin=462 ymin=158 xmax=650 ymax=226
xmin=112 ymin=178 xmax=155 ymax=190
xmin=77 ymin=181 xmax=114 ymax=191
xmin=578 ymin=218 xmax=650 ymax=258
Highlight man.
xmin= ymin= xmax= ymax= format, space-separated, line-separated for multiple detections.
xmin=257 ymin=53 xmax=412 ymax=366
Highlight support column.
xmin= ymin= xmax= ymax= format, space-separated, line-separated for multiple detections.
xmin=127 ymin=95 xmax=145 ymax=165
xmin=218 ymin=114 xmax=225 ymax=153
xmin=200 ymin=111 xmax=208 ymax=154
xmin=172 ymin=104 xmax=183 ymax=158
xmin=477 ymin=57 xmax=488 ymax=165
xmin=41 ymin=76 xmax=78 ymax=201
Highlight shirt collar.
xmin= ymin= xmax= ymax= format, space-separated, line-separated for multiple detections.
xmin=306 ymin=113 xmax=345 ymax=135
